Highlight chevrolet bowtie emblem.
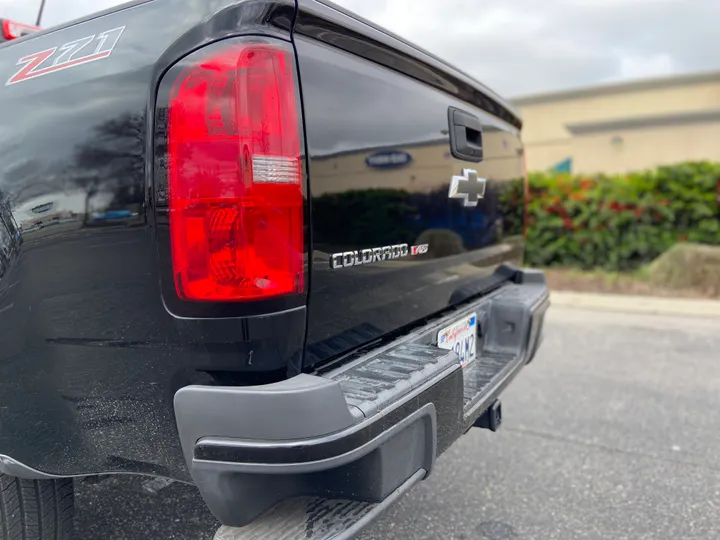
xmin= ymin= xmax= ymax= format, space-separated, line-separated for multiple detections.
xmin=448 ymin=168 xmax=486 ymax=207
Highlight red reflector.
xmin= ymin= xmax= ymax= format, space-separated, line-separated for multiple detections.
xmin=1 ymin=20 xmax=41 ymax=40
xmin=168 ymin=44 xmax=304 ymax=302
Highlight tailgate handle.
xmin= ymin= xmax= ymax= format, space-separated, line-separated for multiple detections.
xmin=448 ymin=107 xmax=483 ymax=162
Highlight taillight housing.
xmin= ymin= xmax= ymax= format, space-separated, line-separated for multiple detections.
xmin=1 ymin=20 xmax=40 ymax=41
xmin=167 ymin=42 xmax=304 ymax=302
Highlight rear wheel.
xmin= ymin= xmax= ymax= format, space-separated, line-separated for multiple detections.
xmin=0 ymin=474 xmax=74 ymax=540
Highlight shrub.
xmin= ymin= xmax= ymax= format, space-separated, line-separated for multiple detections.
xmin=521 ymin=162 xmax=720 ymax=271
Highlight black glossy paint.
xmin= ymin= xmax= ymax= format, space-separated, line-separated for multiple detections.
xmin=295 ymin=1 xmax=525 ymax=368
xmin=0 ymin=0 xmax=300 ymax=481
xmin=0 ymin=0 xmax=524 ymax=482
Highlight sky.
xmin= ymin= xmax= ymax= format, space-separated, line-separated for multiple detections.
xmin=1 ymin=0 xmax=718 ymax=98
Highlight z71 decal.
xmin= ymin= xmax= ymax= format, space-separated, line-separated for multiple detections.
xmin=6 ymin=26 xmax=125 ymax=86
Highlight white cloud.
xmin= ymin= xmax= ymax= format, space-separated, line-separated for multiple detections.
xmin=0 ymin=0 xmax=129 ymax=27
xmin=618 ymin=53 xmax=675 ymax=80
xmin=1 ymin=0 xmax=718 ymax=97
xmin=333 ymin=0 xmax=720 ymax=97
xmin=0 ymin=0 xmax=41 ymax=24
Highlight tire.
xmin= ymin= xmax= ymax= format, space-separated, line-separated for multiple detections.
xmin=0 ymin=474 xmax=74 ymax=540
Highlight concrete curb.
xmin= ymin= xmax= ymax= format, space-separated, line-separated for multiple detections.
xmin=550 ymin=291 xmax=720 ymax=318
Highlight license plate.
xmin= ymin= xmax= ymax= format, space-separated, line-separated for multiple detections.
xmin=437 ymin=313 xmax=477 ymax=368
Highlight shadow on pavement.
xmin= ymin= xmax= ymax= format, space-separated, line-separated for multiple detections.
xmin=75 ymin=475 xmax=219 ymax=540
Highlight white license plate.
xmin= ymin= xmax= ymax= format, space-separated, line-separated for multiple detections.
xmin=437 ymin=313 xmax=478 ymax=368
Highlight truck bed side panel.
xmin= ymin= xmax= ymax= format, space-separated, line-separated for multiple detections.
xmin=0 ymin=0 xmax=299 ymax=480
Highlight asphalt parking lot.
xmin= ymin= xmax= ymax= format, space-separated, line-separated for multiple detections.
xmin=74 ymin=307 xmax=720 ymax=540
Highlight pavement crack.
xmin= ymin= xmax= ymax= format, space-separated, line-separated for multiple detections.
xmin=505 ymin=426 xmax=720 ymax=474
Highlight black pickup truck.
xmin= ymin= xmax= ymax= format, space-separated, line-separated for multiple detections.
xmin=0 ymin=1 xmax=549 ymax=538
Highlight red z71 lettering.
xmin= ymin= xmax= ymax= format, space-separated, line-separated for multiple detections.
xmin=6 ymin=26 xmax=125 ymax=86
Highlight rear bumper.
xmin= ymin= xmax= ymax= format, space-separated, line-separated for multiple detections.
xmin=174 ymin=269 xmax=549 ymax=527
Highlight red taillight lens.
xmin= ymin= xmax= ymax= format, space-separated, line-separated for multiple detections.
xmin=1 ymin=20 xmax=40 ymax=40
xmin=168 ymin=43 xmax=304 ymax=302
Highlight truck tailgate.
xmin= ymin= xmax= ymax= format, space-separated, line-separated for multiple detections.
xmin=295 ymin=1 xmax=526 ymax=368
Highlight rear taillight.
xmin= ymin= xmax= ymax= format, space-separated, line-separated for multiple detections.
xmin=1 ymin=20 xmax=40 ymax=40
xmin=167 ymin=43 xmax=304 ymax=302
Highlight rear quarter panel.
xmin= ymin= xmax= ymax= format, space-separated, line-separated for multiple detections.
xmin=0 ymin=0 xmax=300 ymax=480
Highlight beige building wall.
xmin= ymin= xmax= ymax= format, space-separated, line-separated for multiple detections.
xmin=522 ymin=140 xmax=572 ymax=173
xmin=515 ymin=72 xmax=720 ymax=173
xmin=572 ymin=122 xmax=720 ymax=175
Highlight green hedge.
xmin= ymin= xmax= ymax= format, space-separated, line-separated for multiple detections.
xmin=515 ymin=162 xmax=720 ymax=271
